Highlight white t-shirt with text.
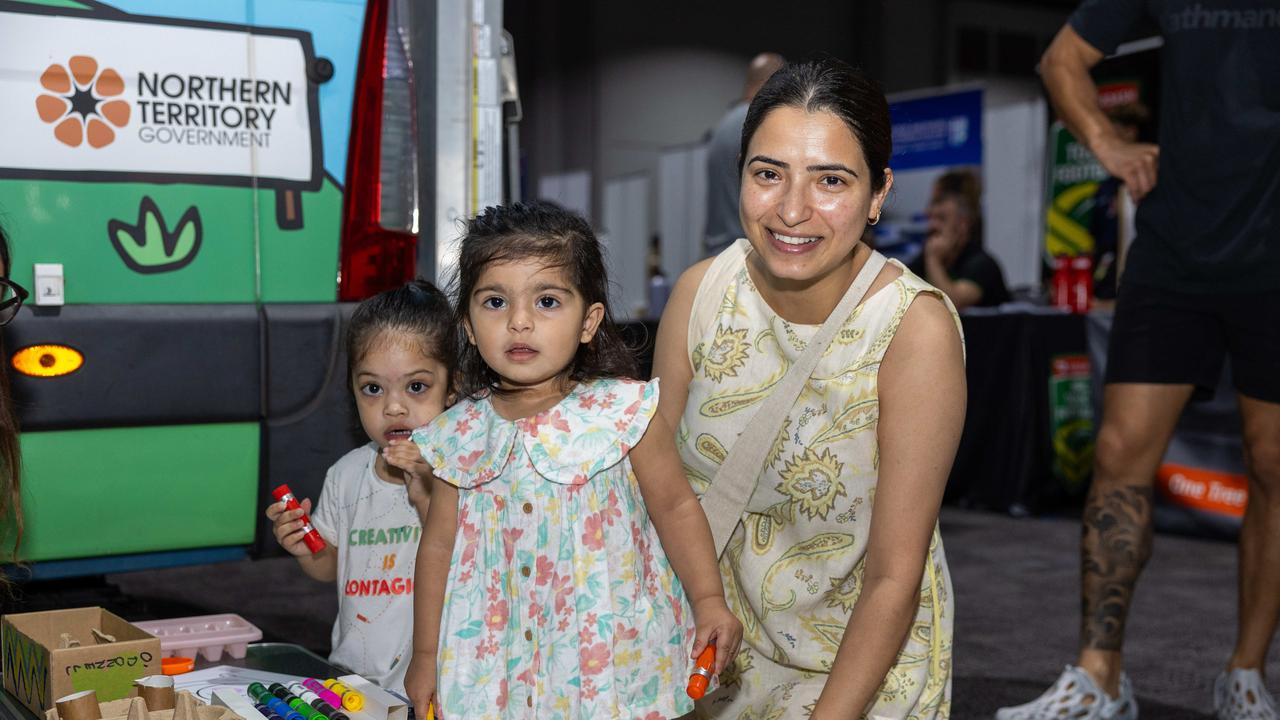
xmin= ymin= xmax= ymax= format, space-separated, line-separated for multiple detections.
xmin=311 ymin=443 xmax=420 ymax=694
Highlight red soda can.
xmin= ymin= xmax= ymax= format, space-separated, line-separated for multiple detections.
xmin=1070 ymin=255 xmax=1093 ymax=314
xmin=1051 ymin=256 xmax=1072 ymax=309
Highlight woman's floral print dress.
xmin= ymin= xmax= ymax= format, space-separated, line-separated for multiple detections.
xmin=413 ymin=377 xmax=695 ymax=720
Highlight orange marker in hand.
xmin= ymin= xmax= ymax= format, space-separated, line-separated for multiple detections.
xmin=687 ymin=644 xmax=716 ymax=699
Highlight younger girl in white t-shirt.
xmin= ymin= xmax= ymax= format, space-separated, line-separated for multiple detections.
xmin=266 ymin=280 xmax=455 ymax=693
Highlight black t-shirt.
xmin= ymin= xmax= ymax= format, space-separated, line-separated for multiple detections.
xmin=908 ymin=243 xmax=1011 ymax=307
xmin=952 ymin=243 xmax=1011 ymax=307
xmin=1070 ymin=0 xmax=1280 ymax=293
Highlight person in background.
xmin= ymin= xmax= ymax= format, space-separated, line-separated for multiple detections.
xmin=0 ymin=224 xmax=26 ymax=578
xmin=915 ymin=168 xmax=1010 ymax=310
xmin=997 ymin=1 xmax=1280 ymax=718
xmin=266 ymin=280 xmax=456 ymax=694
xmin=1089 ymin=102 xmax=1149 ymax=305
xmin=704 ymin=52 xmax=785 ymax=257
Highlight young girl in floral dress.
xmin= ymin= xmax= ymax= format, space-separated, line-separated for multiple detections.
xmin=385 ymin=201 xmax=741 ymax=720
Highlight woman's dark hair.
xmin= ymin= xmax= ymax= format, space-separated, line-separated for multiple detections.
xmin=346 ymin=279 xmax=459 ymax=392
xmin=739 ymin=58 xmax=893 ymax=191
xmin=454 ymin=200 xmax=638 ymax=399
xmin=0 ymin=224 xmax=22 ymax=573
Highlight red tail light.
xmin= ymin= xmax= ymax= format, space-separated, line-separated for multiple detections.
xmin=338 ymin=0 xmax=417 ymax=301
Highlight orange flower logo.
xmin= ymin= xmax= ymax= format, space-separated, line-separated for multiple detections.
xmin=35 ymin=55 xmax=131 ymax=148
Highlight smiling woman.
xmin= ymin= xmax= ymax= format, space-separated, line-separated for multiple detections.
xmin=652 ymin=58 xmax=967 ymax=719
xmin=738 ymin=105 xmax=891 ymax=320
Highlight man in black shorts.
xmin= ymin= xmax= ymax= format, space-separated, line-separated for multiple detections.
xmin=997 ymin=1 xmax=1280 ymax=719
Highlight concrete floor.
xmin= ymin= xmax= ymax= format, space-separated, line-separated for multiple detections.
xmin=8 ymin=507 xmax=1277 ymax=719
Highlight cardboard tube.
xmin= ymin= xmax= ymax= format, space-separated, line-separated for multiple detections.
xmin=54 ymin=690 xmax=101 ymax=720
xmin=136 ymin=675 xmax=176 ymax=711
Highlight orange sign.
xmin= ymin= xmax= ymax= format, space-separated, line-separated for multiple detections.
xmin=1157 ymin=463 xmax=1248 ymax=518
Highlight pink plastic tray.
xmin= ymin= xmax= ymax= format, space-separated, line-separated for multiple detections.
xmin=133 ymin=613 xmax=263 ymax=662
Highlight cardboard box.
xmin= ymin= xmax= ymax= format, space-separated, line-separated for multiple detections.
xmin=336 ymin=675 xmax=407 ymax=720
xmin=2 ymin=607 xmax=162 ymax=716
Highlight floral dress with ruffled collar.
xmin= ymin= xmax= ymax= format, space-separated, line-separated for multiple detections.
xmin=413 ymin=377 xmax=694 ymax=720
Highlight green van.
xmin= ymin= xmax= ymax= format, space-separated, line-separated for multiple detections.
xmin=0 ymin=0 xmax=506 ymax=576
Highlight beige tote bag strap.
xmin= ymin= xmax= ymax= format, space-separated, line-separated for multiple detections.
xmin=700 ymin=250 xmax=888 ymax=558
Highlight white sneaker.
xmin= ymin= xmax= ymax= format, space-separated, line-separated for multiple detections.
xmin=995 ymin=665 xmax=1138 ymax=720
xmin=1215 ymin=668 xmax=1279 ymax=720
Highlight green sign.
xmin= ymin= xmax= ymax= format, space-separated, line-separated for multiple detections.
xmin=1044 ymin=122 xmax=1109 ymax=259
xmin=1049 ymin=354 xmax=1095 ymax=496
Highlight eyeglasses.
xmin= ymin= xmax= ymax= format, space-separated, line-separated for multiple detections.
xmin=0 ymin=277 xmax=28 ymax=327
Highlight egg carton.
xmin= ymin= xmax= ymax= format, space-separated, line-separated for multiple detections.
xmin=45 ymin=693 xmax=241 ymax=720
xmin=133 ymin=614 xmax=263 ymax=662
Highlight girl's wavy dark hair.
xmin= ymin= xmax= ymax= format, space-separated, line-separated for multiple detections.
xmin=454 ymin=201 xmax=638 ymax=399
xmin=346 ymin=279 xmax=459 ymax=393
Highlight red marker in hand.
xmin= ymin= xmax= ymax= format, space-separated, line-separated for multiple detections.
xmin=272 ymin=484 xmax=326 ymax=553
xmin=687 ymin=644 xmax=715 ymax=699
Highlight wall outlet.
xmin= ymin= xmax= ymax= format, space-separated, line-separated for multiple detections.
xmin=33 ymin=263 xmax=64 ymax=306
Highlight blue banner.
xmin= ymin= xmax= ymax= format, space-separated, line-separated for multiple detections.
xmin=889 ymin=89 xmax=983 ymax=171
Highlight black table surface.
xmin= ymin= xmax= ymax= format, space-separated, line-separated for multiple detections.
xmin=947 ymin=308 xmax=1090 ymax=513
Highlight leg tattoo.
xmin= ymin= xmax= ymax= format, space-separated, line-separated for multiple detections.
xmin=1081 ymin=484 xmax=1153 ymax=651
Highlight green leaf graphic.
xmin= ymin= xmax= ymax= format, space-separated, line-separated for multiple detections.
xmin=107 ymin=197 xmax=203 ymax=274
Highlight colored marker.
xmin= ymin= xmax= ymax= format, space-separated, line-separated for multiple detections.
xmin=687 ymin=644 xmax=716 ymax=699
xmin=267 ymin=698 xmax=304 ymax=720
xmin=312 ymin=699 xmax=341 ymax=719
xmin=304 ymin=679 xmax=344 ymax=709
xmin=322 ymin=680 xmax=364 ymax=712
xmin=254 ymin=705 xmax=284 ymax=720
xmin=290 ymin=698 xmax=323 ymax=720
xmin=272 ymin=484 xmax=327 ymax=553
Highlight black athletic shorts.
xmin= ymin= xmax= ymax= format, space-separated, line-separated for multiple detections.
xmin=1105 ymin=281 xmax=1280 ymax=404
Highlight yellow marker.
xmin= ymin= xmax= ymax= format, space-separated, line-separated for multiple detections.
xmin=425 ymin=703 xmax=435 ymax=720
xmin=321 ymin=680 xmax=363 ymax=712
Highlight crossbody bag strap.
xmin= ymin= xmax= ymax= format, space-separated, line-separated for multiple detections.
xmin=700 ymin=250 xmax=888 ymax=558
